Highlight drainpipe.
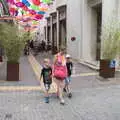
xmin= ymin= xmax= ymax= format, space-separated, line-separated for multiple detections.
xmin=80 ymin=0 xmax=83 ymax=60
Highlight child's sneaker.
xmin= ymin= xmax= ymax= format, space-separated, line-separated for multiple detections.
xmin=68 ymin=93 xmax=72 ymax=98
xmin=44 ymin=97 xmax=49 ymax=103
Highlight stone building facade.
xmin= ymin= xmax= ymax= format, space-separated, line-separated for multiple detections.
xmin=42 ymin=0 xmax=120 ymax=68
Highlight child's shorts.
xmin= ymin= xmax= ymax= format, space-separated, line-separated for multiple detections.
xmin=44 ymin=83 xmax=51 ymax=91
xmin=65 ymin=76 xmax=71 ymax=85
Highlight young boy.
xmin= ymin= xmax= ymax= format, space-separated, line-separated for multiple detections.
xmin=63 ymin=54 xmax=73 ymax=98
xmin=40 ymin=59 xmax=52 ymax=103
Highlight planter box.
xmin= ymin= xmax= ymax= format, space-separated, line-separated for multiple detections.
xmin=7 ymin=62 xmax=19 ymax=81
xmin=99 ymin=59 xmax=115 ymax=78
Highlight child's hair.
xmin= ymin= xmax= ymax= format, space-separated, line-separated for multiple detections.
xmin=44 ymin=58 xmax=50 ymax=64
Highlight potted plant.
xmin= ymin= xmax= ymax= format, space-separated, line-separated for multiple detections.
xmin=0 ymin=22 xmax=28 ymax=81
xmin=100 ymin=21 xmax=120 ymax=78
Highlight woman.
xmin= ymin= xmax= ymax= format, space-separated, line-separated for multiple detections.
xmin=53 ymin=48 xmax=67 ymax=105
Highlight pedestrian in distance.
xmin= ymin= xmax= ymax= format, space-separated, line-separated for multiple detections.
xmin=41 ymin=40 xmax=46 ymax=52
xmin=63 ymin=54 xmax=73 ymax=98
xmin=53 ymin=47 xmax=67 ymax=105
xmin=40 ymin=59 xmax=52 ymax=103
xmin=24 ymin=43 xmax=30 ymax=55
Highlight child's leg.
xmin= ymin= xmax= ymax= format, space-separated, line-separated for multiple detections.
xmin=68 ymin=76 xmax=72 ymax=92
xmin=44 ymin=84 xmax=50 ymax=103
xmin=45 ymin=84 xmax=51 ymax=96
xmin=64 ymin=84 xmax=67 ymax=89
xmin=63 ymin=84 xmax=67 ymax=92
xmin=67 ymin=77 xmax=72 ymax=98
xmin=66 ymin=84 xmax=69 ymax=93
xmin=63 ymin=78 xmax=68 ymax=92
xmin=45 ymin=90 xmax=49 ymax=97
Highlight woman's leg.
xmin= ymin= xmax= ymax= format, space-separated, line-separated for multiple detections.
xmin=54 ymin=78 xmax=60 ymax=97
xmin=54 ymin=78 xmax=65 ymax=104
xmin=59 ymin=80 xmax=65 ymax=103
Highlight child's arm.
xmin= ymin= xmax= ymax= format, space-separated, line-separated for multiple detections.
xmin=53 ymin=54 xmax=58 ymax=65
xmin=71 ymin=62 xmax=73 ymax=74
xmin=71 ymin=62 xmax=73 ymax=68
xmin=40 ymin=69 xmax=43 ymax=81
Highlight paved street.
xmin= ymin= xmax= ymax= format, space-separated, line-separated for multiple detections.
xmin=0 ymin=85 xmax=120 ymax=119
xmin=0 ymin=53 xmax=120 ymax=119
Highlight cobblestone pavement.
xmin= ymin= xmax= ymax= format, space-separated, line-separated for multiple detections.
xmin=0 ymin=85 xmax=120 ymax=120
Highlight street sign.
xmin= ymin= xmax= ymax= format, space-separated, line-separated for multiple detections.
xmin=71 ymin=37 xmax=76 ymax=41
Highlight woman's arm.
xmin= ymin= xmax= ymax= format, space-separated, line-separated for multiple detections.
xmin=53 ymin=55 xmax=57 ymax=65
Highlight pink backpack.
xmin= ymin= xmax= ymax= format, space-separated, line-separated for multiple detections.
xmin=53 ymin=54 xmax=67 ymax=80
xmin=53 ymin=65 xmax=67 ymax=80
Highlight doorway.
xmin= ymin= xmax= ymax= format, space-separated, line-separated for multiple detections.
xmin=93 ymin=3 xmax=102 ymax=60
xmin=52 ymin=23 xmax=57 ymax=54
xmin=59 ymin=19 xmax=66 ymax=49
xmin=47 ymin=26 xmax=51 ymax=45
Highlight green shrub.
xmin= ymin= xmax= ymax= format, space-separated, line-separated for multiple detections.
xmin=0 ymin=22 xmax=28 ymax=63
xmin=101 ymin=21 xmax=120 ymax=60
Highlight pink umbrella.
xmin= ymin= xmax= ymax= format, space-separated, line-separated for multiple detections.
xmin=6 ymin=0 xmax=14 ymax=4
xmin=15 ymin=2 xmax=25 ymax=7
xmin=29 ymin=9 xmax=36 ymax=15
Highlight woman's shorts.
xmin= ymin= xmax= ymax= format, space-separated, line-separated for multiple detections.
xmin=65 ymin=76 xmax=71 ymax=84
